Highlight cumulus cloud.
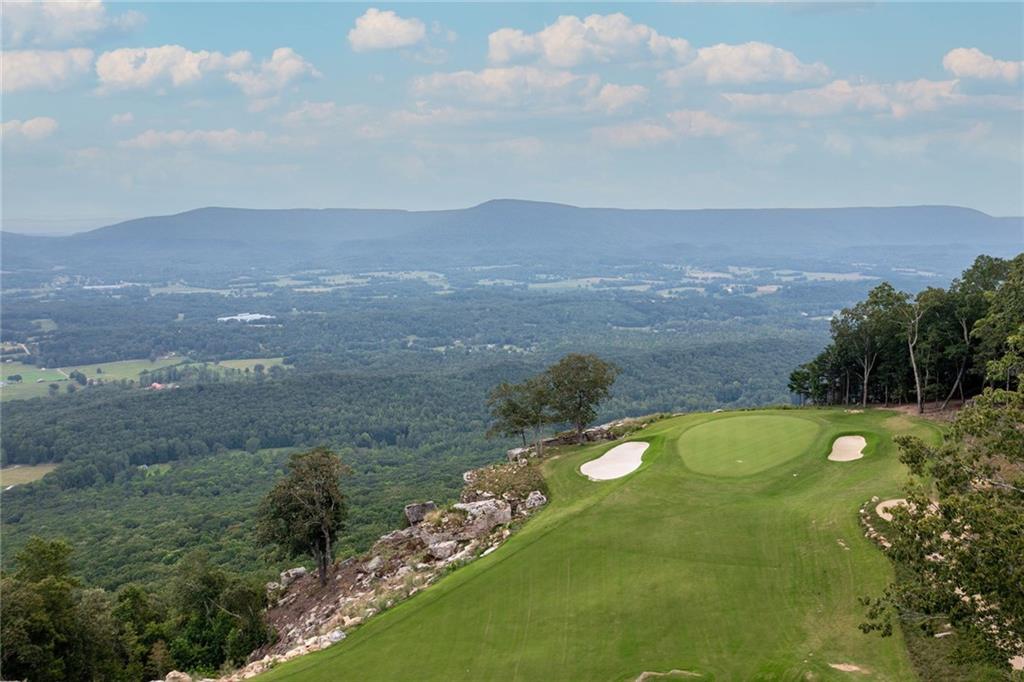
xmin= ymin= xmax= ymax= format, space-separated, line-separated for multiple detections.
xmin=348 ymin=8 xmax=426 ymax=51
xmin=488 ymin=13 xmax=691 ymax=67
xmin=943 ymin=47 xmax=1021 ymax=82
xmin=2 ymin=0 xmax=144 ymax=48
xmin=1 ymin=48 xmax=93 ymax=92
xmin=1 ymin=116 xmax=59 ymax=140
xmin=279 ymin=101 xmax=373 ymax=127
xmin=723 ymin=78 xmax=961 ymax=118
xmin=592 ymin=109 xmax=736 ymax=148
xmin=587 ymin=83 xmax=649 ymax=114
xmin=661 ymin=42 xmax=830 ymax=85
xmin=110 ymin=112 xmax=134 ymax=125
xmin=119 ymin=128 xmax=268 ymax=152
xmin=225 ymin=47 xmax=320 ymax=97
xmin=96 ymin=45 xmax=251 ymax=91
xmin=412 ymin=66 xmax=589 ymax=105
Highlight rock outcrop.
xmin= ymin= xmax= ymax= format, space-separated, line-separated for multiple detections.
xmin=453 ymin=499 xmax=512 ymax=539
xmin=506 ymin=416 xmax=653 ymax=461
xmin=212 ymin=459 xmax=550 ymax=682
xmin=403 ymin=501 xmax=437 ymax=525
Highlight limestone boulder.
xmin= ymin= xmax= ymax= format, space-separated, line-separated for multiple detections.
xmin=403 ymin=501 xmax=437 ymax=526
xmin=428 ymin=540 xmax=459 ymax=560
xmin=453 ymin=499 xmax=512 ymax=539
xmin=279 ymin=567 xmax=307 ymax=589
xmin=524 ymin=490 xmax=547 ymax=510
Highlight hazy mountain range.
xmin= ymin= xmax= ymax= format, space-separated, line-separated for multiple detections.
xmin=3 ymin=200 xmax=1021 ymax=279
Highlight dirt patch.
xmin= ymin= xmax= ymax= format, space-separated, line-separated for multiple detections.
xmin=828 ymin=435 xmax=866 ymax=462
xmin=635 ymin=670 xmax=702 ymax=681
xmin=828 ymin=662 xmax=868 ymax=673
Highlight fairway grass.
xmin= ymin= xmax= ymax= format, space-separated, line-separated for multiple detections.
xmin=260 ymin=409 xmax=941 ymax=682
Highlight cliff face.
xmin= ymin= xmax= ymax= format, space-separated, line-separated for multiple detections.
xmin=215 ymin=459 xmax=548 ymax=681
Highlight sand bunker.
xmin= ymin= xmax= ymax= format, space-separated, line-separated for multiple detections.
xmin=581 ymin=441 xmax=650 ymax=481
xmin=875 ymin=498 xmax=908 ymax=522
xmin=828 ymin=435 xmax=867 ymax=462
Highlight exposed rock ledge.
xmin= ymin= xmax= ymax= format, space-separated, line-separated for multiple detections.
xmin=197 ymin=459 xmax=548 ymax=682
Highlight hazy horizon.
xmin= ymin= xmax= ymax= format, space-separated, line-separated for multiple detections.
xmin=5 ymin=197 xmax=1024 ymax=237
xmin=4 ymin=2 xmax=1023 ymax=234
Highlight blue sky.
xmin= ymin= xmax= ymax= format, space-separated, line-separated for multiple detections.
xmin=2 ymin=2 xmax=1022 ymax=233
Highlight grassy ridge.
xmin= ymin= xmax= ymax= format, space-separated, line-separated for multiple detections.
xmin=260 ymin=409 xmax=940 ymax=681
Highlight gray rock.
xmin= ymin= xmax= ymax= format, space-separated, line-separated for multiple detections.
xmin=326 ymin=628 xmax=346 ymax=643
xmin=279 ymin=567 xmax=307 ymax=588
xmin=428 ymin=540 xmax=459 ymax=560
xmin=363 ymin=555 xmax=383 ymax=573
xmin=524 ymin=490 xmax=547 ymax=510
xmin=453 ymin=499 xmax=512 ymax=539
xmin=164 ymin=672 xmax=192 ymax=682
xmin=404 ymin=501 xmax=437 ymax=525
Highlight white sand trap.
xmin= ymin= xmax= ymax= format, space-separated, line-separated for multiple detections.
xmin=875 ymin=498 xmax=908 ymax=521
xmin=828 ymin=435 xmax=867 ymax=462
xmin=581 ymin=441 xmax=650 ymax=481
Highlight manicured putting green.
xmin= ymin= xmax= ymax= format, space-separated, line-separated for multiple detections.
xmin=678 ymin=414 xmax=821 ymax=477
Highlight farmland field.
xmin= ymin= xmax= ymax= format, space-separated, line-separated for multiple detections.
xmin=214 ymin=357 xmax=289 ymax=371
xmin=0 ymin=464 xmax=58 ymax=487
xmin=261 ymin=409 xmax=941 ymax=681
xmin=1 ymin=357 xmax=183 ymax=401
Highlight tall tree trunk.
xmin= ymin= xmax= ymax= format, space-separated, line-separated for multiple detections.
xmin=941 ymin=359 xmax=966 ymax=410
xmin=861 ymin=359 xmax=871 ymax=407
xmin=844 ymin=369 xmax=850 ymax=405
xmin=908 ymin=336 xmax=923 ymax=414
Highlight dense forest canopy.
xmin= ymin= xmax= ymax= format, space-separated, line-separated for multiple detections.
xmin=789 ymin=254 xmax=1023 ymax=410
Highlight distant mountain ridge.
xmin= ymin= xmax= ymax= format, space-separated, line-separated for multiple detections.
xmin=3 ymin=200 xmax=1021 ymax=279
xmin=63 ymin=200 xmax=1024 ymax=246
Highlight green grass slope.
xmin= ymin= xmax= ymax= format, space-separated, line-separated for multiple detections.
xmin=261 ymin=409 xmax=941 ymax=681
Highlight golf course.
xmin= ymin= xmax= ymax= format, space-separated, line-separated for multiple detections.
xmin=261 ymin=408 xmax=941 ymax=681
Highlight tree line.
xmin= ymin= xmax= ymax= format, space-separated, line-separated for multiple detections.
xmin=860 ymin=308 xmax=1023 ymax=673
xmin=487 ymin=353 xmax=620 ymax=453
xmin=788 ymin=254 xmax=1023 ymax=411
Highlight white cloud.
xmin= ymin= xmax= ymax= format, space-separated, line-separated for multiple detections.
xmin=412 ymin=66 xmax=588 ymax=105
xmin=95 ymin=45 xmax=252 ymax=91
xmin=943 ymin=48 xmax=1021 ymax=82
xmin=348 ymin=8 xmax=426 ymax=51
xmin=2 ymin=0 xmax=144 ymax=48
xmin=592 ymin=109 xmax=736 ymax=148
xmin=119 ymin=128 xmax=268 ymax=152
xmin=588 ymin=83 xmax=649 ymax=114
xmin=488 ymin=13 xmax=691 ymax=67
xmin=110 ymin=112 xmax=134 ymax=125
xmin=279 ymin=101 xmax=372 ymax=127
xmin=225 ymin=47 xmax=320 ymax=97
xmin=665 ymin=109 xmax=738 ymax=137
xmin=1 ymin=116 xmax=59 ymax=140
xmin=1 ymin=48 xmax=93 ymax=92
xmin=661 ymin=41 xmax=830 ymax=85
xmin=723 ymin=78 xmax=961 ymax=118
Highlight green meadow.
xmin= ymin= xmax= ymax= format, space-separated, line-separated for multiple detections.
xmin=261 ymin=409 xmax=940 ymax=681
xmin=0 ymin=463 xmax=58 ymax=487
xmin=0 ymin=358 xmax=182 ymax=401
xmin=0 ymin=357 xmax=287 ymax=401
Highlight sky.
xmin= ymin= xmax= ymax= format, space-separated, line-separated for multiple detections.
xmin=2 ymin=2 xmax=1023 ymax=233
